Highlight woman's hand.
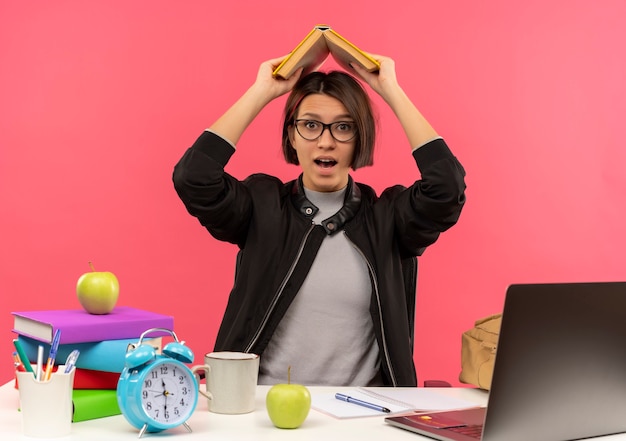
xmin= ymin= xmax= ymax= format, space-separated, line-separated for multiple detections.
xmin=351 ymin=54 xmax=439 ymax=149
xmin=249 ymin=56 xmax=303 ymax=104
xmin=350 ymin=54 xmax=400 ymax=102
xmin=208 ymin=57 xmax=302 ymax=145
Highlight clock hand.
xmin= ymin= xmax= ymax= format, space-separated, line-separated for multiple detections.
xmin=152 ymin=379 xmax=169 ymax=400
xmin=148 ymin=389 xmax=166 ymax=397
xmin=161 ymin=379 xmax=170 ymax=411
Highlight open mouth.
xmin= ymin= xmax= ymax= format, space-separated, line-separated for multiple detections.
xmin=314 ymin=158 xmax=337 ymax=168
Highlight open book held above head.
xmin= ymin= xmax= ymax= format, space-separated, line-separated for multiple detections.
xmin=273 ymin=25 xmax=380 ymax=79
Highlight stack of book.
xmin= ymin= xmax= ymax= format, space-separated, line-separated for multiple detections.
xmin=11 ymin=306 xmax=174 ymax=422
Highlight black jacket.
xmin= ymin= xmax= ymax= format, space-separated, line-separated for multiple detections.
xmin=173 ymin=131 xmax=466 ymax=386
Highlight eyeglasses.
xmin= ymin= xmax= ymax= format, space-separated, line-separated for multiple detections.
xmin=294 ymin=119 xmax=357 ymax=142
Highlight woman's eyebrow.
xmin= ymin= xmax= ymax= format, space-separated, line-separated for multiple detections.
xmin=298 ymin=112 xmax=354 ymax=120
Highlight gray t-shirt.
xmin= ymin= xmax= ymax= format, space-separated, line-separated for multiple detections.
xmin=258 ymin=186 xmax=381 ymax=386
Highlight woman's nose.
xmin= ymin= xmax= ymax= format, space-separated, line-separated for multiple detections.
xmin=317 ymin=126 xmax=336 ymax=147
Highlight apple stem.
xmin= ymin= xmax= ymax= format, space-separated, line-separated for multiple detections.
xmin=288 ymin=365 xmax=291 ymax=384
xmin=88 ymin=261 xmax=96 ymax=272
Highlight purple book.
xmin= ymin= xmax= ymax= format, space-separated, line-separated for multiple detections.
xmin=12 ymin=306 xmax=174 ymax=344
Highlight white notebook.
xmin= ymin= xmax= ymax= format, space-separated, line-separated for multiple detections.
xmin=311 ymin=387 xmax=481 ymax=419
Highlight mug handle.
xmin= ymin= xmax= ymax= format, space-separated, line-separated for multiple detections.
xmin=191 ymin=365 xmax=213 ymax=400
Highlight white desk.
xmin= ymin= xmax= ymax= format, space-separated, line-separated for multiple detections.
xmin=1 ymin=381 xmax=625 ymax=440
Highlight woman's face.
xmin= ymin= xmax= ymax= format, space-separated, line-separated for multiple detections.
xmin=289 ymin=93 xmax=356 ymax=192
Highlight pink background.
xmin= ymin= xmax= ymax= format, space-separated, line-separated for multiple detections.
xmin=1 ymin=1 xmax=625 ymax=385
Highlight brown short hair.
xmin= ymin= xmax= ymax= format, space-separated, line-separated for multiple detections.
xmin=281 ymin=71 xmax=376 ymax=170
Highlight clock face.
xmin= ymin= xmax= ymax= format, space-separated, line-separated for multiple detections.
xmin=139 ymin=361 xmax=197 ymax=425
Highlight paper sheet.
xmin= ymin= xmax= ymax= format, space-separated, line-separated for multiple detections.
xmin=311 ymin=387 xmax=481 ymax=419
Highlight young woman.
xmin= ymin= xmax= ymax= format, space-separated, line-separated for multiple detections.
xmin=173 ymin=54 xmax=466 ymax=387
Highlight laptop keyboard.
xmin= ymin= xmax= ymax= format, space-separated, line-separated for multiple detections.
xmin=448 ymin=424 xmax=483 ymax=439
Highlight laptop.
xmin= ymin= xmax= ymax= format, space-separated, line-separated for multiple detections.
xmin=385 ymin=282 xmax=626 ymax=441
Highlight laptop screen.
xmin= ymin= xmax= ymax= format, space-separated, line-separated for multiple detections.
xmin=386 ymin=282 xmax=626 ymax=441
xmin=483 ymin=282 xmax=626 ymax=440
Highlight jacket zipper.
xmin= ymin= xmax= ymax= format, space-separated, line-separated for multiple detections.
xmin=244 ymin=223 xmax=316 ymax=353
xmin=345 ymin=232 xmax=398 ymax=387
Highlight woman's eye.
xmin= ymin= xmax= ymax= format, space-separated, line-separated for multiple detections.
xmin=336 ymin=122 xmax=354 ymax=132
xmin=304 ymin=121 xmax=320 ymax=130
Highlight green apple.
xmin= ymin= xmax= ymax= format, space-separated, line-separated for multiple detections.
xmin=76 ymin=261 xmax=119 ymax=314
xmin=266 ymin=366 xmax=311 ymax=429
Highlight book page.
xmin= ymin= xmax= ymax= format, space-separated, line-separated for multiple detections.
xmin=312 ymin=389 xmax=409 ymax=418
xmin=358 ymin=387 xmax=479 ymax=411
xmin=311 ymin=388 xmax=480 ymax=419
xmin=323 ymin=29 xmax=380 ymax=73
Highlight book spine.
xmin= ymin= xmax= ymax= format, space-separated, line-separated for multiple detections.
xmin=72 ymin=389 xmax=121 ymax=422
xmin=73 ymin=368 xmax=120 ymax=390
xmin=15 ymin=368 xmax=120 ymax=390
xmin=17 ymin=336 xmax=162 ymax=373
xmin=58 ymin=317 xmax=174 ymax=344
xmin=12 ymin=311 xmax=174 ymax=344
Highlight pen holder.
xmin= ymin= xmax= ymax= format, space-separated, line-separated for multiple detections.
xmin=17 ymin=366 xmax=76 ymax=438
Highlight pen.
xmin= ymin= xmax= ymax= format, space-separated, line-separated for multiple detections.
xmin=36 ymin=345 xmax=44 ymax=381
xmin=12 ymin=339 xmax=35 ymax=376
xmin=335 ymin=393 xmax=391 ymax=413
xmin=63 ymin=349 xmax=80 ymax=373
xmin=44 ymin=329 xmax=62 ymax=381
xmin=13 ymin=352 xmax=26 ymax=372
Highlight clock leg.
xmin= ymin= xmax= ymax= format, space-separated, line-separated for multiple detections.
xmin=183 ymin=422 xmax=193 ymax=433
xmin=138 ymin=423 xmax=148 ymax=438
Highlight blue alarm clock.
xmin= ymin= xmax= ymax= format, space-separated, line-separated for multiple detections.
xmin=117 ymin=328 xmax=199 ymax=438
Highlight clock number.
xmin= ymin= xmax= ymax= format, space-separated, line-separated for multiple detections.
xmin=174 ymin=407 xmax=180 ymax=416
xmin=146 ymin=402 xmax=152 ymax=410
xmin=181 ymin=387 xmax=188 ymax=395
xmin=142 ymin=390 xmax=148 ymax=399
xmin=178 ymin=375 xmax=185 ymax=384
xmin=145 ymin=379 xmax=153 ymax=387
xmin=179 ymin=398 xmax=186 ymax=406
xmin=160 ymin=366 xmax=168 ymax=375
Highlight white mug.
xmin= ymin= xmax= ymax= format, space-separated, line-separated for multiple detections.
xmin=192 ymin=351 xmax=259 ymax=414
